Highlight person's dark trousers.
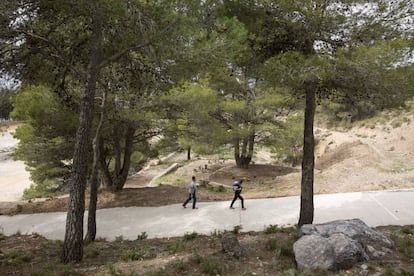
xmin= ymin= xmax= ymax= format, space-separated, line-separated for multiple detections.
xmin=183 ymin=192 xmax=197 ymax=209
xmin=230 ymin=191 xmax=244 ymax=208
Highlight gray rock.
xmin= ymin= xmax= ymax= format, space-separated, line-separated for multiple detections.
xmin=294 ymin=234 xmax=334 ymax=270
xmin=294 ymin=219 xmax=393 ymax=271
xmin=328 ymin=233 xmax=367 ymax=270
xmin=294 ymin=232 xmax=367 ymax=271
xmin=300 ymin=218 xmax=393 ymax=249
xmin=221 ymin=232 xmax=243 ymax=259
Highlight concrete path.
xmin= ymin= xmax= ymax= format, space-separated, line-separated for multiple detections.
xmin=0 ymin=189 xmax=413 ymax=241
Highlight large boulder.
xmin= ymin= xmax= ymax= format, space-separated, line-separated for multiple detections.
xmin=294 ymin=219 xmax=394 ymax=271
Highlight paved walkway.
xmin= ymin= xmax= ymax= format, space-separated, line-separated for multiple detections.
xmin=0 ymin=189 xmax=413 ymax=241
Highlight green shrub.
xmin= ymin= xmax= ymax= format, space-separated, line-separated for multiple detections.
xmin=115 ymin=235 xmax=124 ymax=242
xmin=232 ymin=225 xmax=242 ymax=234
xmin=84 ymin=249 xmax=100 ymax=259
xmin=166 ymin=241 xmax=186 ymax=254
xmin=265 ymin=238 xmax=279 ymax=252
xmin=183 ymin=231 xmax=198 ymax=241
xmin=401 ymin=226 xmax=414 ymax=235
xmin=200 ymin=257 xmax=223 ymax=275
xmin=191 ymin=253 xmax=223 ymax=275
xmin=137 ymin=232 xmax=148 ymax=240
xmin=210 ymin=229 xmax=225 ymax=237
xmin=264 ymin=225 xmax=297 ymax=234
xmin=173 ymin=260 xmax=186 ymax=272
xmin=122 ymin=247 xmax=157 ymax=261
xmin=192 ymin=252 xmax=203 ymax=264
xmin=279 ymin=239 xmax=295 ymax=258
xmin=0 ymin=250 xmax=32 ymax=265
xmin=214 ymin=185 xmax=226 ymax=193
xmin=265 ymin=238 xmax=295 ymax=258
xmin=264 ymin=224 xmax=279 ymax=234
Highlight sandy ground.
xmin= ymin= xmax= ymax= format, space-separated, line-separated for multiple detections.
xmin=0 ymin=124 xmax=31 ymax=202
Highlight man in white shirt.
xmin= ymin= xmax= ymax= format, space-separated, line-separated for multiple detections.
xmin=182 ymin=176 xmax=199 ymax=209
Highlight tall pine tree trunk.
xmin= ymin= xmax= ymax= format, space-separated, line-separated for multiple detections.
xmin=298 ymin=86 xmax=316 ymax=226
xmin=99 ymin=125 xmax=135 ymax=191
xmin=62 ymin=12 xmax=102 ymax=263
xmin=234 ymin=132 xmax=255 ymax=169
xmin=114 ymin=126 xmax=135 ymax=190
xmin=62 ymin=68 xmax=99 ymax=263
xmin=234 ymin=137 xmax=242 ymax=167
xmin=187 ymin=147 xmax=191 ymax=160
xmin=85 ymin=90 xmax=106 ymax=243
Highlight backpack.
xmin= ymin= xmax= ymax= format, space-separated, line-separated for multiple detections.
xmin=232 ymin=181 xmax=241 ymax=191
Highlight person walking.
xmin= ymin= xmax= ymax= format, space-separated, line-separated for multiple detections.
xmin=182 ymin=176 xmax=199 ymax=209
xmin=230 ymin=178 xmax=246 ymax=210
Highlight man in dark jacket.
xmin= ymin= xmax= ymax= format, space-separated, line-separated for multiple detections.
xmin=230 ymin=178 xmax=246 ymax=210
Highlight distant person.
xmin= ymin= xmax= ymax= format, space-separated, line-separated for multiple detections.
xmin=182 ymin=176 xmax=199 ymax=209
xmin=230 ymin=178 xmax=246 ymax=210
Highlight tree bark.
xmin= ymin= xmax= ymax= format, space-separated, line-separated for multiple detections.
xmin=85 ymin=90 xmax=106 ymax=243
xmin=234 ymin=137 xmax=242 ymax=167
xmin=234 ymin=132 xmax=255 ymax=169
xmin=62 ymin=11 xmax=102 ymax=263
xmin=298 ymin=86 xmax=316 ymax=227
xmin=99 ymin=124 xmax=136 ymax=191
xmin=114 ymin=126 xmax=135 ymax=190
xmin=62 ymin=67 xmax=99 ymax=263
xmin=98 ymin=140 xmax=113 ymax=189
xmin=114 ymin=124 xmax=122 ymax=176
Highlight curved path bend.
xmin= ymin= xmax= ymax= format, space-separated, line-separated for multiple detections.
xmin=0 ymin=189 xmax=413 ymax=241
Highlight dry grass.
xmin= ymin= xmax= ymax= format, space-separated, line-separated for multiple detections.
xmin=1 ymin=225 xmax=413 ymax=275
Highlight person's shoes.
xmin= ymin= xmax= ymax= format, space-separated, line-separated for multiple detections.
xmin=230 ymin=207 xmax=235 ymax=209
xmin=182 ymin=205 xmax=187 ymax=208
xmin=192 ymin=207 xmax=198 ymax=209
xmin=242 ymin=208 xmax=247 ymax=210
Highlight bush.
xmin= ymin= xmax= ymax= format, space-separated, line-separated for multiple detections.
xmin=232 ymin=225 xmax=242 ymax=234
xmin=264 ymin=224 xmax=297 ymax=234
xmin=265 ymin=238 xmax=295 ymax=258
xmin=264 ymin=224 xmax=279 ymax=234
xmin=122 ymin=247 xmax=157 ymax=261
xmin=200 ymin=257 xmax=223 ymax=275
xmin=183 ymin=231 xmax=198 ymax=241
xmin=191 ymin=253 xmax=223 ymax=275
xmin=137 ymin=232 xmax=148 ymax=240
xmin=166 ymin=241 xmax=186 ymax=254
xmin=0 ymin=250 xmax=32 ymax=265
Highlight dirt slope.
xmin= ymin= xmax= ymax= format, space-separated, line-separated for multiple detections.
xmin=312 ymin=116 xmax=414 ymax=194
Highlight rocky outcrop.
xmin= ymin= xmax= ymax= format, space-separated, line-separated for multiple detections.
xmin=294 ymin=219 xmax=394 ymax=271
